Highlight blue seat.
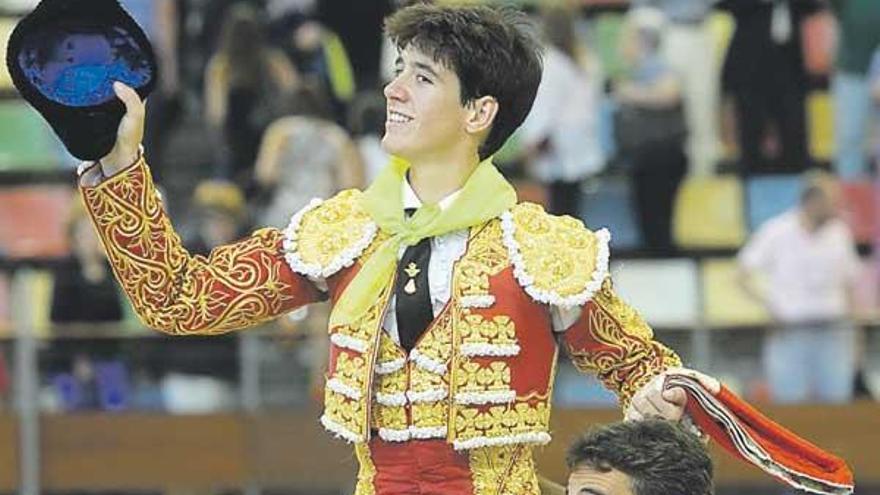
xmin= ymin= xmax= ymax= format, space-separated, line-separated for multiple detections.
xmin=746 ymin=175 xmax=803 ymax=232
xmin=580 ymin=176 xmax=641 ymax=250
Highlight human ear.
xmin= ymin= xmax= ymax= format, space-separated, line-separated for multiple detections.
xmin=465 ymin=96 xmax=498 ymax=135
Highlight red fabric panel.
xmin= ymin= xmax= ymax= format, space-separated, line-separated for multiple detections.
xmin=370 ymin=438 xmax=475 ymax=494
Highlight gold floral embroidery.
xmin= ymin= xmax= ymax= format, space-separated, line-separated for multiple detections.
xmin=331 ymin=287 xmax=390 ymax=345
xmin=324 ymin=389 xmax=365 ymax=436
xmin=333 ymin=352 xmax=369 ymax=390
xmin=412 ymin=310 xmax=454 ymax=366
xmin=81 ymin=159 xmax=307 ymax=335
xmin=412 ymin=402 xmax=448 ymax=429
xmin=566 ymin=279 xmax=682 ymax=409
xmin=507 ymin=203 xmax=602 ymax=299
xmin=372 ymin=401 xmax=407 ymax=430
xmin=410 ymin=363 xmax=446 ymax=392
xmin=354 ymin=443 xmax=376 ymax=495
xmin=460 ymin=314 xmax=518 ymax=347
xmin=376 ymin=332 xmax=406 ymax=368
xmin=291 ymin=189 xmax=374 ymax=269
xmin=469 ymin=445 xmax=541 ymax=495
xmin=455 ymin=361 xmax=512 ymax=394
xmin=455 ymin=221 xmax=509 ymax=299
xmin=454 ymin=402 xmax=550 ymax=441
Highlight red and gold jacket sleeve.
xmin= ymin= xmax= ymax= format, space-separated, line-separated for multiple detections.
xmin=561 ymin=278 xmax=681 ymax=409
xmin=79 ymin=157 xmax=324 ymax=335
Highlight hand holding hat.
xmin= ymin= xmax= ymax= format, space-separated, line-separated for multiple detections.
xmin=101 ymin=81 xmax=144 ymax=175
xmin=6 ymin=0 xmax=157 ymax=161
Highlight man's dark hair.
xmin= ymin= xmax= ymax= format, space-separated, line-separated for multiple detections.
xmin=567 ymin=420 xmax=714 ymax=495
xmin=385 ymin=4 xmax=543 ymax=160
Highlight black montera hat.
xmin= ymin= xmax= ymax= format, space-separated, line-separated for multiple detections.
xmin=5 ymin=0 xmax=157 ymax=161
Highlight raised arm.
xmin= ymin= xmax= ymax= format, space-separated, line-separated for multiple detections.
xmin=79 ymin=83 xmax=323 ymax=335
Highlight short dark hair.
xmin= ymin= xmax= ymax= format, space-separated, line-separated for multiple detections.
xmin=385 ymin=4 xmax=543 ymax=160
xmin=567 ymin=420 xmax=714 ymax=495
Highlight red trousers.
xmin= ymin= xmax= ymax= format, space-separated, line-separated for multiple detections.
xmin=357 ymin=438 xmax=475 ymax=494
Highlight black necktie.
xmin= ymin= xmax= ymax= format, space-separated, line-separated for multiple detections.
xmin=395 ymin=208 xmax=434 ymax=352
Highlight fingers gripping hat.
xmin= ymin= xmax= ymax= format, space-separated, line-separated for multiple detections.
xmin=5 ymin=0 xmax=157 ymax=160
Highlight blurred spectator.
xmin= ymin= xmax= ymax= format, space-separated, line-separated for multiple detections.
xmin=120 ymin=0 xmax=183 ymax=186
xmin=205 ymin=3 xmax=300 ymax=192
xmin=50 ymin=199 xmax=122 ymax=325
xmin=284 ymin=21 xmax=357 ymax=123
xmin=254 ymin=85 xmax=365 ymax=229
xmin=831 ymin=0 xmax=880 ymax=179
xmin=634 ymin=0 xmax=721 ymax=176
xmin=718 ymin=0 xmax=821 ymax=174
xmin=49 ymin=198 xmax=126 ymax=412
xmin=614 ymin=8 xmax=686 ymax=253
xmin=348 ymin=91 xmax=389 ymax=183
xmin=317 ymin=0 xmax=393 ymax=90
xmin=518 ymin=7 xmax=604 ymax=218
xmin=186 ymin=180 xmax=250 ymax=256
xmin=737 ymin=172 xmax=860 ymax=403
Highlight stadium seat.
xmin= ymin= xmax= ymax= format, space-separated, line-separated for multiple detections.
xmin=0 ymin=186 xmax=73 ymax=259
xmin=610 ymin=259 xmax=699 ymax=328
xmin=0 ymin=101 xmax=61 ymax=170
xmin=8 ymin=269 xmax=53 ymax=337
xmin=673 ymin=176 xmax=746 ymax=249
xmin=839 ymin=181 xmax=876 ymax=245
xmin=808 ymin=91 xmax=834 ymax=162
xmin=745 ymin=175 xmax=803 ymax=232
xmin=580 ymin=177 xmax=641 ymax=250
xmin=701 ymin=258 xmax=770 ymax=327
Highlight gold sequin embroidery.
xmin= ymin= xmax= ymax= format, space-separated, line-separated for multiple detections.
xmin=469 ymin=445 xmax=541 ymax=495
xmin=455 ymin=361 xmax=512 ymax=394
xmin=455 ymin=221 xmax=510 ymax=300
xmin=508 ymin=203 xmax=601 ymax=299
xmin=566 ymin=279 xmax=682 ymax=409
xmin=354 ymin=443 xmax=376 ymax=495
xmin=454 ymin=402 xmax=551 ymax=441
xmin=81 ymin=158 xmax=304 ymax=335
xmin=291 ymin=190 xmax=374 ymax=269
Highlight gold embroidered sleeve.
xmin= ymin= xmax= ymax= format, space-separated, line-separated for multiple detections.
xmin=80 ymin=158 xmax=323 ymax=335
xmin=561 ymin=278 xmax=681 ymax=410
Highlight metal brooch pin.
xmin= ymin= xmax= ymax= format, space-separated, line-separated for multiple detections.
xmin=404 ymin=262 xmax=420 ymax=294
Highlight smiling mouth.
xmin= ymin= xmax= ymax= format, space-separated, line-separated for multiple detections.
xmin=387 ymin=110 xmax=414 ymax=124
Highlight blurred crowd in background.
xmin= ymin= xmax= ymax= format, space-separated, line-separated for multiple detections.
xmin=1 ymin=0 xmax=880 ymax=422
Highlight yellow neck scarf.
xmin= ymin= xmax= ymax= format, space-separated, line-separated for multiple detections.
xmin=328 ymin=156 xmax=517 ymax=328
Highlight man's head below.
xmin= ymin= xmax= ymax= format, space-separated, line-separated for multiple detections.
xmin=382 ymin=3 xmax=543 ymax=164
xmin=567 ymin=419 xmax=714 ymax=495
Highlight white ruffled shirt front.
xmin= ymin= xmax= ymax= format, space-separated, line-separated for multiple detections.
xmin=379 ymin=180 xmax=581 ymax=345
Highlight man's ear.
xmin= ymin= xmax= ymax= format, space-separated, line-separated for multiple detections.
xmin=465 ymin=96 xmax=499 ymax=135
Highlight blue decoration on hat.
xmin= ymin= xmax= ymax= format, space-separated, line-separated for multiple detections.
xmin=5 ymin=0 xmax=158 ymax=160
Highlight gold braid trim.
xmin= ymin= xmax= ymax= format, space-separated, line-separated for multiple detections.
xmin=81 ymin=158 xmax=309 ymax=334
xmin=565 ymin=279 xmax=681 ymax=409
xmin=469 ymin=445 xmax=541 ymax=495
xmin=354 ymin=443 xmax=377 ymax=495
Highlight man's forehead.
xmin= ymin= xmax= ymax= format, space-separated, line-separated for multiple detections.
xmin=568 ymin=464 xmax=633 ymax=495
xmin=395 ymin=45 xmax=449 ymax=72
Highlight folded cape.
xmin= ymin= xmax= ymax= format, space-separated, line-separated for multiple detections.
xmin=665 ymin=373 xmax=854 ymax=495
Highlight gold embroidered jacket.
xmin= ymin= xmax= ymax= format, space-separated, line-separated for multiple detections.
xmin=81 ymin=157 xmax=680 ymax=451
